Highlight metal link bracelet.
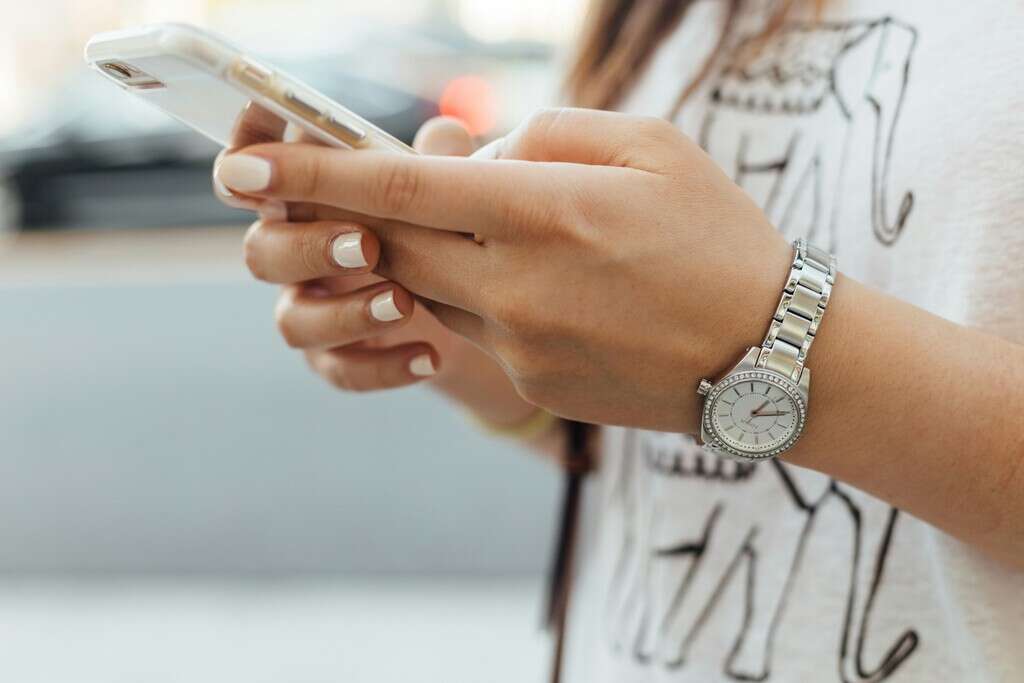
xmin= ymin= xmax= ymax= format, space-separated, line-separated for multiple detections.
xmin=756 ymin=238 xmax=837 ymax=381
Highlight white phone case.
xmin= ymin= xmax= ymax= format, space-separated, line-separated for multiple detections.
xmin=84 ymin=23 xmax=413 ymax=153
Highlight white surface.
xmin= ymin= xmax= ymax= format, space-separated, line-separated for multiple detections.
xmin=0 ymin=578 xmax=549 ymax=683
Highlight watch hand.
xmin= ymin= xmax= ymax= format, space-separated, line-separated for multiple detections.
xmin=742 ymin=400 xmax=771 ymax=425
xmin=752 ymin=411 xmax=790 ymax=417
xmin=748 ymin=400 xmax=771 ymax=420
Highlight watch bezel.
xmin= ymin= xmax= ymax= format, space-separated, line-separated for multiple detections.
xmin=701 ymin=369 xmax=808 ymax=461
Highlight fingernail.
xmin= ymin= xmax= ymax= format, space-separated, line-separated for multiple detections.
xmin=473 ymin=137 xmax=504 ymax=160
xmin=331 ymin=232 xmax=367 ymax=268
xmin=213 ymin=176 xmax=234 ymax=198
xmin=409 ymin=354 xmax=436 ymax=377
xmin=370 ymin=290 xmax=403 ymax=322
xmin=259 ymin=200 xmax=288 ymax=222
xmin=215 ymin=154 xmax=272 ymax=192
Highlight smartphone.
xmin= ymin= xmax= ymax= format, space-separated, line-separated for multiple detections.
xmin=84 ymin=23 xmax=414 ymax=154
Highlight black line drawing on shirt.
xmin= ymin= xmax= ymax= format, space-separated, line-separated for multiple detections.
xmin=698 ymin=18 xmax=918 ymax=248
xmin=603 ymin=433 xmax=919 ymax=682
xmin=601 ymin=16 xmax=922 ymax=680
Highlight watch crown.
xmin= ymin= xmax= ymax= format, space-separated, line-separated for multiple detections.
xmin=697 ymin=379 xmax=713 ymax=396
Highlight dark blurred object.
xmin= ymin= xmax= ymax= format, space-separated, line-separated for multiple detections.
xmin=0 ymin=59 xmax=436 ymax=232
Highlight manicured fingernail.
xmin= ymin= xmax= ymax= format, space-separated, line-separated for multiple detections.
xmin=370 ymin=290 xmax=403 ymax=322
xmin=215 ymin=154 xmax=271 ymax=192
xmin=409 ymin=354 xmax=436 ymax=377
xmin=259 ymin=200 xmax=288 ymax=222
xmin=213 ymin=176 xmax=234 ymax=198
xmin=473 ymin=137 xmax=504 ymax=160
xmin=331 ymin=232 xmax=367 ymax=268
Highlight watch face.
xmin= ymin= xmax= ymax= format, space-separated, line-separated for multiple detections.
xmin=703 ymin=371 xmax=807 ymax=460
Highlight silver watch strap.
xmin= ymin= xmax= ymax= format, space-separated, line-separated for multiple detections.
xmin=756 ymin=239 xmax=837 ymax=381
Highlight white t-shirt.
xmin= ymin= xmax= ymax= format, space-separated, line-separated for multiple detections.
xmin=563 ymin=2 xmax=1024 ymax=682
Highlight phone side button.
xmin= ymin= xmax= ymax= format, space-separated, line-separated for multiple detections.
xmin=325 ymin=117 xmax=367 ymax=146
xmin=236 ymin=58 xmax=272 ymax=86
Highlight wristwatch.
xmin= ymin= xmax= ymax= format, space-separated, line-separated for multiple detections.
xmin=696 ymin=238 xmax=836 ymax=461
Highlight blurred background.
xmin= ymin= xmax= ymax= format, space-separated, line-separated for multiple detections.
xmin=0 ymin=0 xmax=585 ymax=680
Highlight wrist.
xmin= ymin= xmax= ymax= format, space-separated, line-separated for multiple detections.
xmin=693 ymin=238 xmax=834 ymax=459
xmin=682 ymin=237 xmax=794 ymax=434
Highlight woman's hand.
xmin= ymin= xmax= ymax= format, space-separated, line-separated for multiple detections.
xmin=215 ymin=107 xmax=793 ymax=433
xmin=213 ymin=112 xmax=540 ymax=423
xmin=214 ymin=107 xmax=1024 ymax=565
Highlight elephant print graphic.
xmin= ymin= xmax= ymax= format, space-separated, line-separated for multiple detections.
xmin=601 ymin=16 xmax=921 ymax=683
xmin=603 ymin=432 xmax=918 ymax=682
xmin=698 ymin=17 xmax=917 ymax=248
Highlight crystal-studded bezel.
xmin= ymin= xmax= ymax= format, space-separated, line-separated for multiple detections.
xmin=701 ymin=370 xmax=807 ymax=461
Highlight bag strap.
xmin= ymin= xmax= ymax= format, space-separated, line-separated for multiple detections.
xmin=544 ymin=421 xmax=593 ymax=683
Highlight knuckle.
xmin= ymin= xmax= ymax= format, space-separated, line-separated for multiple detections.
xmin=298 ymin=153 xmax=325 ymax=199
xmin=522 ymin=107 xmax=563 ymax=143
xmin=634 ymin=116 xmax=679 ymax=147
xmin=274 ymin=300 xmax=303 ymax=349
xmin=565 ymin=194 xmax=609 ymax=251
xmin=371 ymin=159 xmax=422 ymax=216
xmin=296 ymin=227 xmax=326 ymax=275
xmin=497 ymin=186 xmax=569 ymax=235
xmin=559 ymin=190 xmax=598 ymax=239
xmin=508 ymin=108 xmax=565 ymax=158
xmin=332 ymin=301 xmax=364 ymax=338
xmin=242 ymin=222 xmax=270 ymax=281
xmin=325 ymin=358 xmax=389 ymax=394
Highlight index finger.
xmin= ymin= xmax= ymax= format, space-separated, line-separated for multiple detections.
xmin=214 ymin=142 xmax=569 ymax=236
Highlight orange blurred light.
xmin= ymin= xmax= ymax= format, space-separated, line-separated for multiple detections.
xmin=438 ymin=75 xmax=497 ymax=137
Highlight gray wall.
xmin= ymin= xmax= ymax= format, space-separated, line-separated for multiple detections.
xmin=0 ymin=281 xmax=559 ymax=576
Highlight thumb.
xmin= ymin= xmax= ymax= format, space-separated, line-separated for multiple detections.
xmin=413 ymin=116 xmax=476 ymax=157
xmin=498 ymin=108 xmax=679 ymax=171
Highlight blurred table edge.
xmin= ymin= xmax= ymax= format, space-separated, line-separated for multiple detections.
xmin=0 ymin=225 xmax=250 ymax=288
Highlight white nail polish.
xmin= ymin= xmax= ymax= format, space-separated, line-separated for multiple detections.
xmin=370 ymin=290 xmax=403 ymax=322
xmin=331 ymin=232 xmax=367 ymax=268
xmin=259 ymin=200 xmax=288 ymax=222
xmin=473 ymin=137 xmax=505 ymax=160
xmin=409 ymin=354 xmax=436 ymax=377
xmin=215 ymin=154 xmax=272 ymax=192
xmin=213 ymin=176 xmax=234 ymax=198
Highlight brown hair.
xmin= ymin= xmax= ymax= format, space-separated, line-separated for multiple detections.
xmin=564 ymin=0 xmax=824 ymax=117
